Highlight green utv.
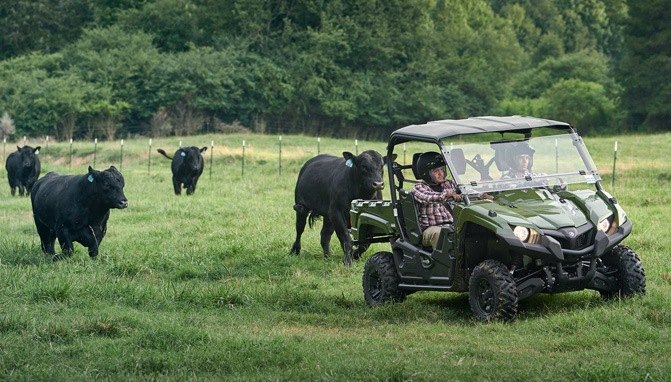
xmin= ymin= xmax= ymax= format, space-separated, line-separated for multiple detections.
xmin=350 ymin=116 xmax=645 ymax=322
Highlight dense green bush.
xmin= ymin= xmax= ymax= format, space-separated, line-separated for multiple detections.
xmin=0 ymin=0 xmax=665 ymax=138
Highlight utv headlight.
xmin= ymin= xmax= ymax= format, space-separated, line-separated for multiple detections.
xmin=598 ymin=214 xmax=619 ymax=235
xmin=511 ymin=225 xmax=540 ymax=244
xmin=597 ymin=214 xmax=613 ymax=233
xmin=513 ymin=226 xmax=530 ymax=242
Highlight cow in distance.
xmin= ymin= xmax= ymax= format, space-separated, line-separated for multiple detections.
xmin=157 ymin=146 xmax=207 ymax=195
xmin=5 ymin=145 xmax=41 ymax=196
xmin=30 ymin=166 xmax=128 ymax=260
xmin=290 ymin=150 xmax=395 ymax=266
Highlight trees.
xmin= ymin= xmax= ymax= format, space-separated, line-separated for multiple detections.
xmin=617 ymin=0 xmax=671 ymax=131
xmin=0 ymin=0 xmax=658 ymax=137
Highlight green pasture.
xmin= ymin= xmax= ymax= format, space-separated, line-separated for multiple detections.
xmin=1 ymin=132 xmax=670 ymax=381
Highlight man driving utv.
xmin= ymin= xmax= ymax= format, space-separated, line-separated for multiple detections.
xmin=412 ymin=152 xmax=462 ymax=248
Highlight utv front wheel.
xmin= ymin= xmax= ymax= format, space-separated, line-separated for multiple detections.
xmin=600 ymin=245 xmax=646 ymax=299
xmin=468 ymin=260 xmax=518 ymax=322
xmin=363 ymin=252 xmax=404 ymax=306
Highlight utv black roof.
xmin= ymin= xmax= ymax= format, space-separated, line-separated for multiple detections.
xmin=388 ymin=116 xmax=572 ymax=147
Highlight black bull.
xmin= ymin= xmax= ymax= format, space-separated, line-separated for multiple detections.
xmin=157 ymin=146 xmax=207 ymax=195
xmin=5 ymin=145 xmax=41 ymax=196
xmin=30 ymin=166 xmax=128 ymax=259
xmin=290 ymin=150 xmax=395 ymax=266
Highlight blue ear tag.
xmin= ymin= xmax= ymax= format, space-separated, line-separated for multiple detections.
xmin=180 ymin=152 xmax=186 ymax=157
xmin=87 ymin=174 xmax=94 ymax=183
xmin=345 ymin=159 xmax=353 ymax=168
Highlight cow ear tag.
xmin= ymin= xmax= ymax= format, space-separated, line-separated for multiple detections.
xmin=87 ymin=174 xmax=94 ymax=183
xmin=345 ymin=159 xmax=353 ymax=168
xmin=180 ymin=152 xmax=186 ymax=157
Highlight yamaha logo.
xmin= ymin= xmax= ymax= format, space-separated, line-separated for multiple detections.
xmin=568 ymin=231 xmax=576 ymax=238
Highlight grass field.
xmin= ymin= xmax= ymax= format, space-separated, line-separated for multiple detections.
xmin=1 ymin=132 xmax=670 ymax=381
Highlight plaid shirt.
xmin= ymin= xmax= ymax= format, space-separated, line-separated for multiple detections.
xmin=412 ymin=181 xmax=457 ymax=232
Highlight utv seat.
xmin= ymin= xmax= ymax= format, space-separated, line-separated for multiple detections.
xmin=398 ymin=189 xmax=423 ymax=246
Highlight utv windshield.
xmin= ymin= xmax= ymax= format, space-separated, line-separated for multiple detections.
xmin=443 ymin=130 xmax=601 ymax=193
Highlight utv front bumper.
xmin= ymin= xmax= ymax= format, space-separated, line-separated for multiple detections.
xmin=499 ymin=220 xmax=632 ymax=299
xmin=498 ymin=219 xmax=632 ymax=263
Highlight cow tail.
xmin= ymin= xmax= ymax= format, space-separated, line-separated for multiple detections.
xmin=294 ymin=204 xmax=321 ymax=229
xmin=307 ymin=212 xmax=320 ymax=229
xmin=157 ymin=149 xmax=172 ymax=160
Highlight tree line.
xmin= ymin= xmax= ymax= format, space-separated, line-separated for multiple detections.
xmin=0 ymin=0 xmax=668 ymax=141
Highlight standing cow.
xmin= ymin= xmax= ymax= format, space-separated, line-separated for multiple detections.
xmin=31 ymin=166 xmax=128 ymax=259
xmin=290 ymin=150 xmax=394 ymax=266
xmin=5 ymin=145 xmax=41 ymax=196
xmin=157 ymin=146 xmax=207 ymax=195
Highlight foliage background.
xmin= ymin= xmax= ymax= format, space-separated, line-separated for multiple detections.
xmin=1 ymin=0 xmax=669 ymax=140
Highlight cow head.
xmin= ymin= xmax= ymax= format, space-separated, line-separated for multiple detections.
xmin=343 ymin=150 xmax=396 ymax=199
xmin=177 ymin=146 xmax=207 ymax=171
xmin=87 ymin=166 xmax=128 ymax=209
xmin=17 ymin=145 xmax=41 ymax=169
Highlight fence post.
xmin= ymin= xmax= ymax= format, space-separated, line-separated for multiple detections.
xmin=2 ymin=137 xmax=5 ymax=163
xmin=209 ymin=140 xmax=214 ymax=180
xmin=403 ymin=143 xmax=407 ymax=165
xmin=611 ymin=141 xmax=618 ymax=189
xmin=355 ymin=139 xmax=358 ymax=155
xmin=148 ymin=138 xmax=152 ymax=175
xmin=120 ymin=139 xmax=124 ymax=171
xmin=317 ymin=137 xmax=320 ymax=155
xmin=23 ymin=136 xmax=26 ymax=144
xmin=69 ymin=138 xmax=73 ymax=169
xmin=93 ymin=138 xmax=98 ymax=168
xmin=555 ymin=139 xmax=559 ymax=174
xmin=179 ymin=140 xmax=182 ymax=148
xmin=242 ymin=140 xmax=246 ymax=177
xmin=278 ymin=135 xmax=282 ymax=175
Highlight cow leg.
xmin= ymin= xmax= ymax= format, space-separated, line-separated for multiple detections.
xmin=352 ymin=242 xmax=370 ymax=260
xmin=78 ymin=226 xmax=101 ymax=258
xmin=320 ymin=219 xmax=335 ymax=259
xmin=56 ymin=229 xmax=74 ymax=260
xmin=186 ymin=181 xmax=195 ymax=195
xmin=290 ymin=205 xmax=309 ymax=256
xmin=35 ymin=220 xmax=56 ymax=256
xmin=10 ymin=186 xmax=16 ymax=196
xmin=331 ymin=212 xmax=353 ymax=266
xmin=18 ymin=184 xmax=25 ymax=197
xmin=187 ymin=176 xmax=199 ymax=195
xmin=172 ymin=177 xmax=181 ymax=195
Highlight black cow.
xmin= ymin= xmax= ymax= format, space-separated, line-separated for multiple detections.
xmin=157 ymin=146 xmax=207 ymax=195
xmin=290 ymin=150 xmax=394 ymax=266
xmin=5 ymin=145 xmax=41 ymax=196
xmin=30 ymin=166 xmax=128 ymax=259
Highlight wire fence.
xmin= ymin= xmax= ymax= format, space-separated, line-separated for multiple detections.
xmin=1 ymin=135 xmax=622 ymax=188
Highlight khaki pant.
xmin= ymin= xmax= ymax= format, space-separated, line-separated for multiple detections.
xmin=422 ymin=226 xmax=444 ymax=249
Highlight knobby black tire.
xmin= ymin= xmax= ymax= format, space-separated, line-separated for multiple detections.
xmin=601 ymin=245 xmax=646 ymax=299
xmin=362 ymin=252 xmax=404 ymax=306
xmin=468 ymin=260 xmax=518 ymax=322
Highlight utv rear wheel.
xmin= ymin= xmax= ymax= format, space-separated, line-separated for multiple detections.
xmin=363 ymin=252 xmax=404 ymax=306
xmin=468 ymin=260 xmax=518 ymax=322
xmin=600 ymin=245 xmax=646 ymax=299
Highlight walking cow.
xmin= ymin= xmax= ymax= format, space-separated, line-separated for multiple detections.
xmin=290 ymin=150 xmax=395 ymax=266
xmin=30 ymin=166 xmax=128 ymax=260
xmin=5 ymin=145 xmax=41 ymax=196
xmin=157 ymin=146 xmax=207 ymax=195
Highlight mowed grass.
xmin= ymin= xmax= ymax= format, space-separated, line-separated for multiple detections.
xmin=1 ymin=132 xmax=670 ymax=381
